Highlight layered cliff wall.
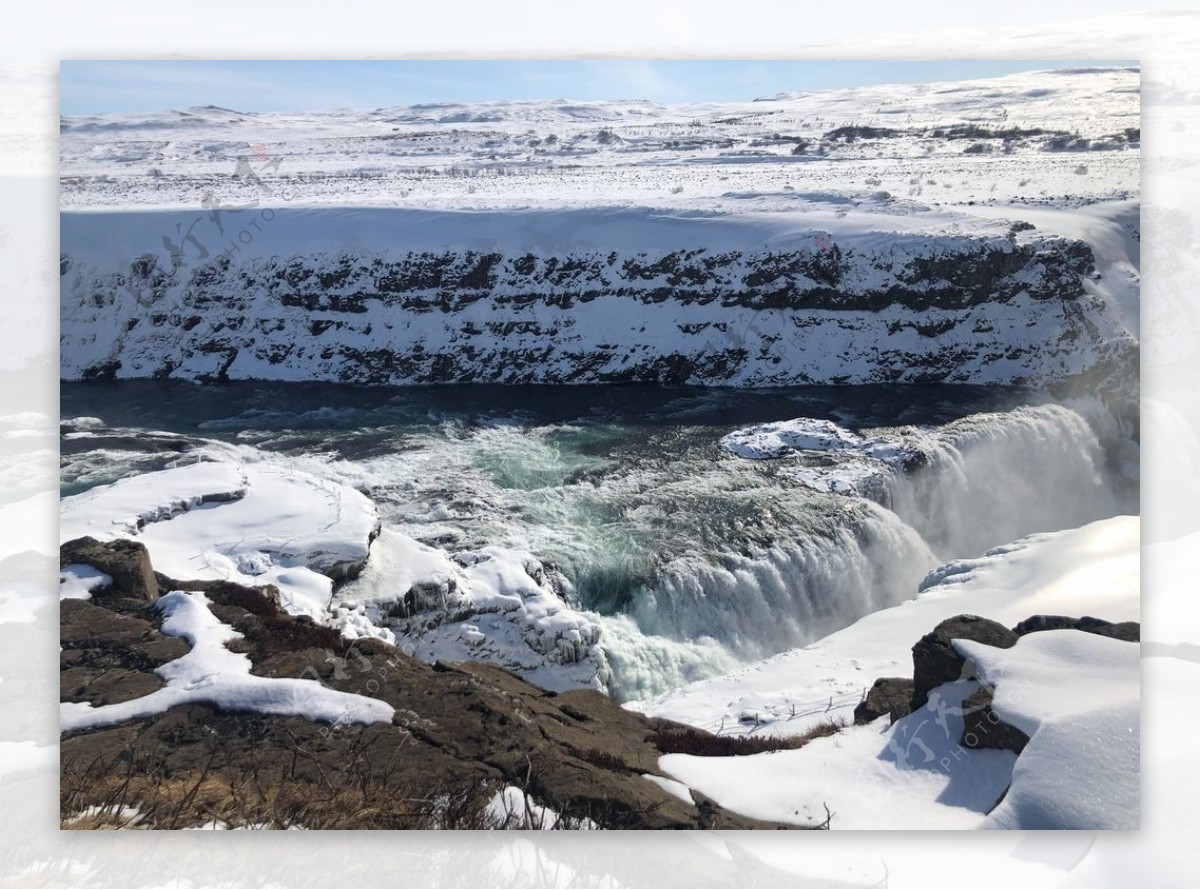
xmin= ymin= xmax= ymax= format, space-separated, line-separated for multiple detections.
xmin=60 ymin=205 xmax=1138 ymax=387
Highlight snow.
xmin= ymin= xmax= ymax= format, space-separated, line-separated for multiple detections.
xmin=485 ymin=786 xmax=597 ymax=830
xmin=59 ymin=457 xmax=379 ymax=620
xmin=58 ymin=460 xmax=247 ymax=537
xmin=60 ymin=590 xmax=395 ymax=733
xmin=633 ymin=515 xmax=1138 ymax=829
xmin=331 ymin=529 xmax=610 ymax=693
xmin=721 ymin=417 xmax=902 ymax=461
xmin=659 ymin=680 xmax=1016 ymax=829
xmin=59 ymin=564 xmax=112 ymax=600
xmin=58 ymin=67 xmax=1138 ymax=390
xmin=641 ymin=773 xmax=695 ymax=806
xmin=58 ymin=201 xmax=1136 ymax=388
xmin=59 ymin=67 xmax=1138 ymax=215
xmin=721 ymin=417 xmax=914 ymax=497
xmin=956 ymin=630 xmax=1139 ymax=830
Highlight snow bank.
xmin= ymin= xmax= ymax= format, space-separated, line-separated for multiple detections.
xmin=956 ymin=630 xmax=1139 ymax=830
xmin=331 ymin=530 xmax=610 ymax=693
xmin=660 ymin=679 xmax=1016 ymax=829
xmin=59 ymin=459 xmax=379 ymax=619
xmin=59 ymin=460 xmax=247 ymax=537
xmin=60 ymin=590 xmax=395 ymax=733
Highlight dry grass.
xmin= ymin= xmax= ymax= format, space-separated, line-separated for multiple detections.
xmin=649 ymin=717 xmax=846 ymax=757
xmin=60 ymin=732 xmax=502 ymax=830
xmin=62 ymin=765 xmax=504 ymax=830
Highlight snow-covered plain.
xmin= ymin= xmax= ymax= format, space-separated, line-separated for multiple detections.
xmin=59 ymin=67 xmax=1138 ymax=215
xmin=60 ymin=67 xmax=1139 ymax=390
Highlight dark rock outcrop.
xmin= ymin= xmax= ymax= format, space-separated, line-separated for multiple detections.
xmin=1013 ymin=614 xmax=1140 ymax=642
xmin=60 ymin=598 xmax=189 ymax=706
xmin=853 ymin=677 xmax=915 ymax=725
xmin=961 ymin=687 xmax=1030 ymax=754
xmin=60 ymin=536 xmax=158 ymax=602
xmin=911 ymin=614 xmax=1018 ymax=708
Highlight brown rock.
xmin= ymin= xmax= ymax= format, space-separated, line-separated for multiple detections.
xmin=60 ymin=537 xmax=158 ymax=601
xmin=961 ymin=686 xmax=1029 ymax=754
xmin=911 ymin=614 xmax=1018 ymax=708
xmin=1013 ymin=614 xmax=1139 ymax=642
xmin=853 ymin=677 xmax=915 ymax=724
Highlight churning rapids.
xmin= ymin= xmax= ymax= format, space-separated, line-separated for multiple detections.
xmin=60 ymin=382 xmax=1135 ymax=701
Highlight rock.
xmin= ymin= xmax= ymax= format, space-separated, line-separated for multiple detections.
xmin=60 ymin=598 xmax=190 ymax=683
xmin=961 ymin=686 xmax=1030 ymax=754
xmin=1013 ymin=614 xmax=1139 ymax=642
xmin=60 ymin=556 xmax=798 ymax=829
xmin=157 ymin=574 xmax=283 ymax=617
xmin=911 ymin=614 xmax=1018 ymax=708
xmin=60 ymin=537 xmax=158 ymax=602
xmin=61 ymin=666 xmax=165 ymax=706
xmin=853 ymin=677 xmax=915 ymax=724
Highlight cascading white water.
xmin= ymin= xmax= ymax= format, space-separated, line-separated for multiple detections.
xmin=60 ymin=383 xmax=1131 ymax=703
xmin=881 ymin=404 xmax=1117 ymax=558
xmin=596 ymin=499 xmax=938 ymax=700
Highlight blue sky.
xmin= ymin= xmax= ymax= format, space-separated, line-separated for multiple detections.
xmin=60 ymin=60 xmax=1137 ymax=116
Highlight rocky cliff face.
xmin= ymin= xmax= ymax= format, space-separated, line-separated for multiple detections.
xmin=60 ymin=208 xmax=1136 ymax=389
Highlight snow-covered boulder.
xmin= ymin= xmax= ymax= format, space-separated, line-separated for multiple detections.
xmin=910 ymin=614 xmax=1018 ymax=708
xmin=957 ymin=629 xmax=1140 ymax=829
xmin=331 ymin=530 xmax=610 ymax=693
xmin=59 ymin=459 xmax=380 ymax=620
xmin=59 ymin=536 xmax=158 ymax=601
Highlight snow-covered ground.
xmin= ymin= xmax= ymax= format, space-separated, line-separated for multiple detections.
xmin=960 ymin=630 xmax=1139 ymax=830
xmin=59 ymin=67 xmax=1139 ymax=390
xmin=60 ymin=457 xmax=379 ymax=620
xmin=59 ymin=67 xmax=1138 ymax=215
xmin=633 ymin=515 xmax=1138 ymax=829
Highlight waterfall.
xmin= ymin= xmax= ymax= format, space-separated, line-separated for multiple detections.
xmin=594 ymin=500 xmax=938 ymax=700
xmin=882 ymin=404 xmax=1117 ymax=558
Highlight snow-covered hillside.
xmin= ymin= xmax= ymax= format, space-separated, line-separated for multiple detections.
xmin=60 ymin=67 xmax=1139 ymax=390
